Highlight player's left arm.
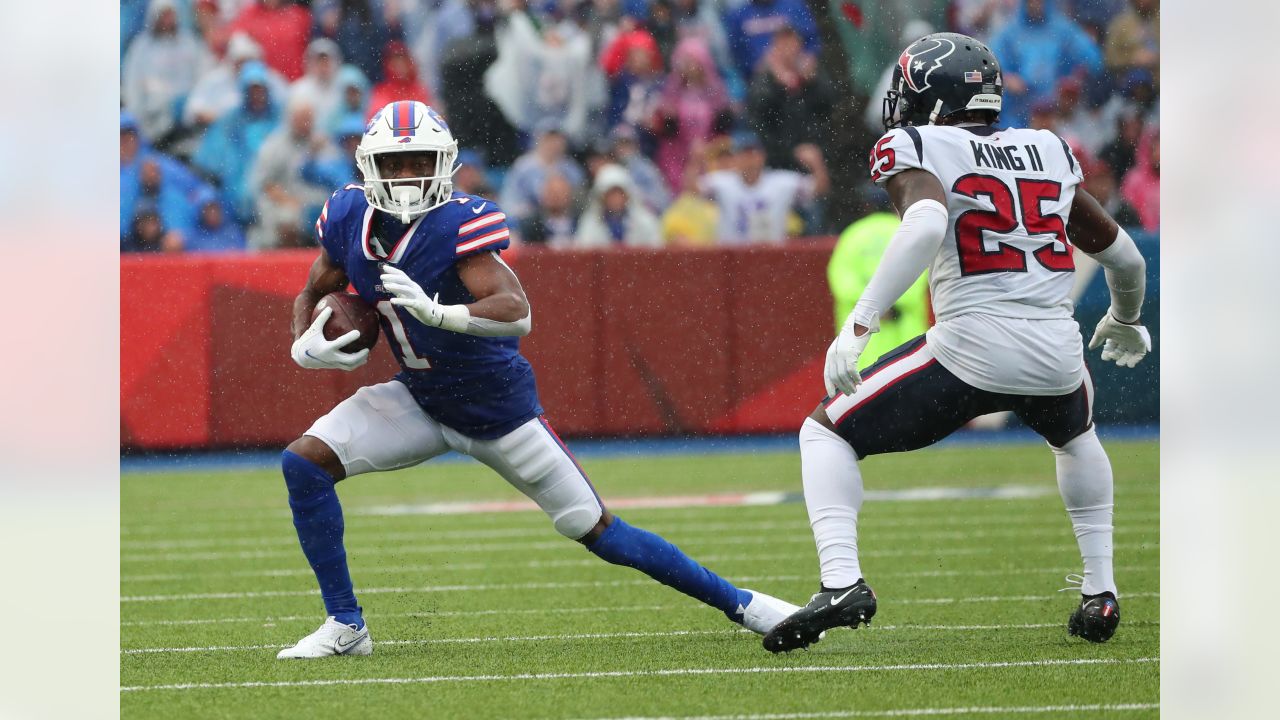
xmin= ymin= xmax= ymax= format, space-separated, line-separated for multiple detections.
xmin=1069 ymin=187 xmax=1151 ymax=367
xmin=379 ymin=252 xmax=532 ymax=337
xmin=824 ymin=168 xmax=948 ymax=396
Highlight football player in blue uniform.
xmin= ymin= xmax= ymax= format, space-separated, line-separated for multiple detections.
xmin=276 ymin=101 xmax=799 ymax=658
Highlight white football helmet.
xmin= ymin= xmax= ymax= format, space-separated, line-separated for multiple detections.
xmin=356 ymin=100 xmax=458 ymax=222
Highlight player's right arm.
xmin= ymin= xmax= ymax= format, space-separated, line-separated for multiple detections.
xmin=824 ymin=131 xmax=950 ymax=396
xmin=288 ymin=233 xmax=370 ymax=371
xmin=291 ymin=248 xmax=349 ymax=340
xmin=1069 ymin=188 xmax=1151 ymax=368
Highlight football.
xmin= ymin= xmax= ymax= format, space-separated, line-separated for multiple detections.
xmin=313 ymin=292 xmax=380 ymax=353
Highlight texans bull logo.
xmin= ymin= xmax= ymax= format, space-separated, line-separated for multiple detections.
xmin=897 ymin=36 xmax=957 ymax=93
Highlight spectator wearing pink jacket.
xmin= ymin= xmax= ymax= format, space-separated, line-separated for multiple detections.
xmin=1121 ymin=125 xmax=1159 ymax=233
xmin=651 ymin=37 xmax=731 ymax=193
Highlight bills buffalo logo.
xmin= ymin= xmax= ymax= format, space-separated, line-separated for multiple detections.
xmin=897 ymin=37 xmax=957 ymax=93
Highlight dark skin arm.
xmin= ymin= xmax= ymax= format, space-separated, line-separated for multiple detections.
xmin=292 ymin=247 xmax=351 ymax=340
xmin=454 ymin=250 xmax=531 ymax=325
xmin=1065 ymin=187 xmax=1121 ymax=255
xmin=292 ymin=248 xmax=531 ymax=342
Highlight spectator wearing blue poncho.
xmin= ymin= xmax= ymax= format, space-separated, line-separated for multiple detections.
xmin=325 ymin=65 xmax=372 ymax=137
xmin=193 ymin=60 xmax=282 ymax=224
xmin=988 ymin=0 xmax=1103 ymax=127
xmin=120 ymin=112 xmax=210 ymax=239
xmin=301 ymin=117 xmax=365 ymax=192
xmin=185 ymin=188 xmax=248 ymax=253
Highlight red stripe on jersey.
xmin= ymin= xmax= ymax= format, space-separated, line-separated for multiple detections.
xmin=458 ymin=212 xmax=506 ymax=236
xmin=456 ymin=228 xmax=510 ymax=254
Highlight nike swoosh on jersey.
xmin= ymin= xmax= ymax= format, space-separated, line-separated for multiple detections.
xmin=471 ymin=202 xmax=487 ymax=214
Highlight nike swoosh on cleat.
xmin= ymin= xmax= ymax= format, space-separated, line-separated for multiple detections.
xmin=471 ymin=203 xmax=487 ymax=214
xmin=830 ymin=587 xmax=858 ymax=606
xmin=335 ymin=632 xmax=367 ymax=652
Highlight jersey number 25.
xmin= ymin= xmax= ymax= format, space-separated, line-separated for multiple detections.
xmin=951 ymin=174 xmax=1073 ymax=275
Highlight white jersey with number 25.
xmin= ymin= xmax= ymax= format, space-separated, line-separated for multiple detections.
xmin=869 ymin=124 xmax=1088 ymax=396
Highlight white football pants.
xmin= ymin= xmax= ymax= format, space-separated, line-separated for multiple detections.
xmin=304 ymin=380 xmax=605 ymax=539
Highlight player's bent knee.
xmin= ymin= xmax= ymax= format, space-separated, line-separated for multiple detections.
xmin=284 ymin=435 xmax=346 ymax=481
xmin=555 ymin=505 xmax=605 ymax=541
xmin=1051 ymin=425 xmax=1099 ymax=454
xmin=808 ymin=404 xmax=835 ymax=429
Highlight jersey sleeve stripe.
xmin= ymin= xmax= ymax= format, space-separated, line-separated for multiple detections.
xmin=903 ymin=126 xmax=924 ymax=163
xmin=458 ymin=212 xmax=506 ymax=236
xmin=456 ymin=228 xmax=510 ymax=254
xmin=1059 ymin=137 xmax=1077 ymax=174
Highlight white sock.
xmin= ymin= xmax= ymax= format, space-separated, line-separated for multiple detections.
xmin=800 ymin=417 xmax=864 ymax=589
xmin=1051 ymin=427 xmax=1117 ymax=597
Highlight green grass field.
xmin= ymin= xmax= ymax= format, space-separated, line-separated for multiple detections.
xmin=121 ymin=439 xmax=1159 ymax=719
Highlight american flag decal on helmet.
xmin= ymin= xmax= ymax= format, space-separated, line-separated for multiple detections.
xmin=965 ymin=71 xmax=983 ymax=83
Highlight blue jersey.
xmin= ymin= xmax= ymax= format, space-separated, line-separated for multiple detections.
xmin=317 ymin=185 xmax=542 ymax=439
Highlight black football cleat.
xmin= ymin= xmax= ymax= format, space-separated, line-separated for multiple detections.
xmin=762 ymin=579 xmax=877 ymax=653
xmin=1067 ymin=591 xmax=1120 ymax=643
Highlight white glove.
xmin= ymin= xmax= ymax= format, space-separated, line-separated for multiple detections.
xmin=824 ymin=324 xmax=873 ymax=397
xmin=1089 ymin=309 xmax=1152 ymax=368
xmin=380 ymin=265 xmax=469 ymax=332
xmin=290 ymin=305 xmax=370 ymax=371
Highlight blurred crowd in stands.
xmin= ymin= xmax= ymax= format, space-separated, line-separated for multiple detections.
xmin=121 ymin=0 xmax=1159 ymax=253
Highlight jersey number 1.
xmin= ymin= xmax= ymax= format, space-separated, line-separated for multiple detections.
xmin=951 ymin=174 xmax=1073 ymax=275
xmin=376 ymin=300 xmax=432 ymax=369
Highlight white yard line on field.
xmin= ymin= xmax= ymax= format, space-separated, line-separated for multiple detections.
xmin=574 ymin=703 xmax=1160 ymax=720
xmin=120 ymin=656 xmax=1158 ymax=692
xmin=351 ymin=485 xmax=1055 ymax=518
xmin=120 ymin=511 xmax=1161 ymax=551
xmin=122 ymin=528 xmax=1159 ymax=564
xmin=125 ymin=482 xmax=1120 ymax=536
xmin=124 ymin=629 xmax=733 ymax=654
xmin=121 ymin=604 xmax=668 ymax=627
xmin=121 ymin=573 xmax=1159 ymax=603
xmin=121 ymin=587 xmax=1162 ymax=628
xmin=121 ymin=621 xmax=1161 ymax=655
xmin=120 ymin=558 xmax=1156 ymax=585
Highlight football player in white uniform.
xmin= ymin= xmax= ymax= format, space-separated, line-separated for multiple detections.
xmin=764 ymin=33 xmax=1151 ymax=652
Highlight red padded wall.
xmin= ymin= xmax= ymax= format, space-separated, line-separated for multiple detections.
xmin=121 ymin=241 xmax=837 ymax=449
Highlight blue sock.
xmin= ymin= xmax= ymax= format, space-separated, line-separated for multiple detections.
xmin=281 ymin=451 xmax=363 ymax=629
xmin=587 ymin=516 xmax=752 ymax=621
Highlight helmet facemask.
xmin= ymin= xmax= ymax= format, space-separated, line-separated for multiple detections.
xmin=357 ymin=146 xmax=458 ymax=224
xmin=882 ymin=71 xmax=906 ymax=130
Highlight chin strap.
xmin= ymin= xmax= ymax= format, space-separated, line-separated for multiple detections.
xmin=928 ymin=99 xmax=945 ymax=124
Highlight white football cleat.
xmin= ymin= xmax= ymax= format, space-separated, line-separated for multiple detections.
xmin=738 ymin=589 xmax=802 ymax=635
xmin=276 ymin=617 xmax=372 ymax=659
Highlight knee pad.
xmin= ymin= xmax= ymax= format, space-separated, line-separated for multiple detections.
xmin=552 ymin=505 xmax=603 ymax=540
